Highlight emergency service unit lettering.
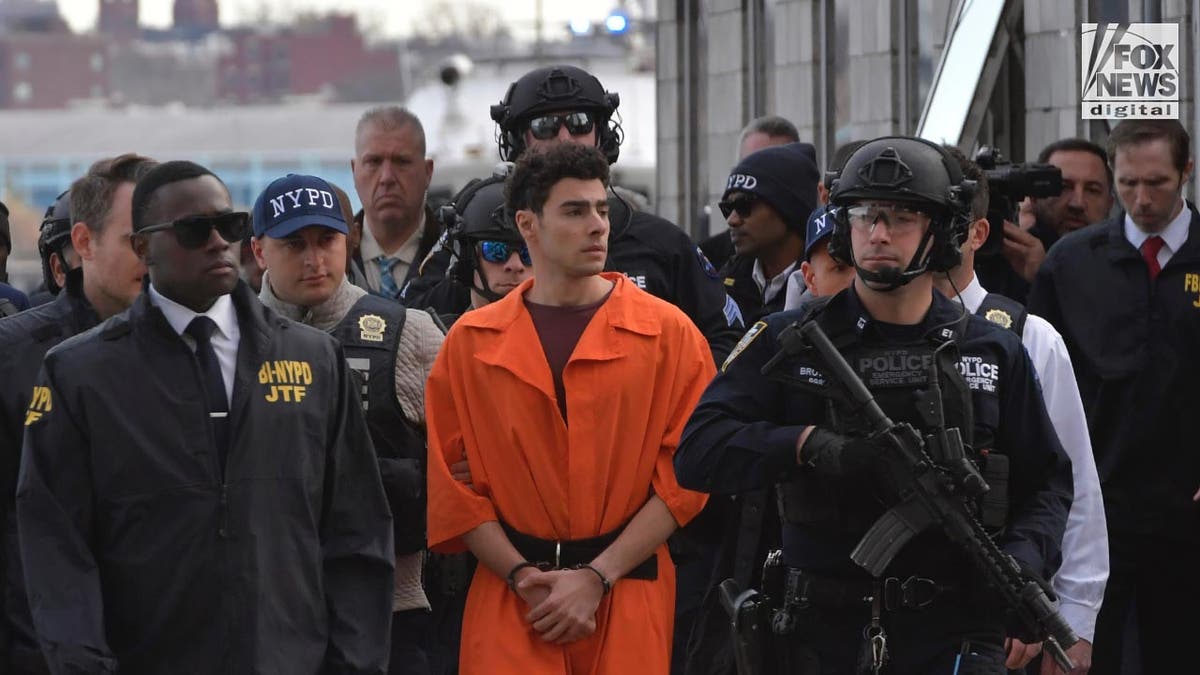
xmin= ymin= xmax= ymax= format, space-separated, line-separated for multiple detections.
xmin=258 ymin=360 xmax=313 ymax=403
xmin=1081 ymin=23 xmax=1179 ymax=120
xmin=956 ymin=356 xmax=999 ymax=393
xmin=269 ymin=188 xmax=336 ymax=218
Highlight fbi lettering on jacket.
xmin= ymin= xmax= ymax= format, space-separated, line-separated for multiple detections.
xmin=258 ymin=360 xmax=313 ymax=403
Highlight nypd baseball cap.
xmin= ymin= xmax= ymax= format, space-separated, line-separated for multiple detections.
xmin=252 ymin=174 xmax=347 ymax=239
xmin=804 ymin=205 xmax=838 ymax=260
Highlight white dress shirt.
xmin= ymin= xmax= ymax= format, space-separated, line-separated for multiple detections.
xmin=149 ymin=285 xmax=240 ymax=403
xmin=360 ymin=211 xmax=426 ymax=293
xmin=1123 ymin=198 xmax=1190 ymax=268
xmin=957 ymin=274 xmax=1109 ymax=641
xmin=753 ymin=259 xmax=797 ymax=305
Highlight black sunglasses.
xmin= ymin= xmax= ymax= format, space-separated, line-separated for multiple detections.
xmin=138 ymin=212 xmax=251 ymax=249
xmin=718 ymin=196 xmax=758 ymax=219
xmin=528 ymin=112 xmax=595 ymax=140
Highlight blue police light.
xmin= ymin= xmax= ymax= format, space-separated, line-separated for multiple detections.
xmin=569 ymin=18 xmax=592 ymax=36
xmin=604 ymin=12 xmax=629 ymax=35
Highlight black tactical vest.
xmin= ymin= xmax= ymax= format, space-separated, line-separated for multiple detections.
xmin=330 ymin=295 xmax=427 ymax=554
xmin=975 ymin=292 xmax=1028 ymax=337
xmin=775 ymin=308 xmax=1009 ymax=532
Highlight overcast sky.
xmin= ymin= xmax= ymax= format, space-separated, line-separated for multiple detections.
xmin=55 ymin=0 xmax=644 ymax=39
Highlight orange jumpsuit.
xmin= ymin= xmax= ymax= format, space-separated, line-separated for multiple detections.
xmin=426 ymin=273 xmax=713 ymax=675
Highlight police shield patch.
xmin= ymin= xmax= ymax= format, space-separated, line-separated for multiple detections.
xmin=358 ymin=314 xmax=387 ymax=342
xmin=722 ymin=321 xmax=767 ymax=372
xmin=983 ymin=309 xmax=1013 ymax=330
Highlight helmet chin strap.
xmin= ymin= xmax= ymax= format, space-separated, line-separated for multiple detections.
xmin=850 ymin=226 xmax=937 ymax=292
xmin=470 ymin=276 xmax=504 ymax=303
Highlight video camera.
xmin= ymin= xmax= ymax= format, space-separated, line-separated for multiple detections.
xmin=973 ymin=147 xmax=1063 ymax=255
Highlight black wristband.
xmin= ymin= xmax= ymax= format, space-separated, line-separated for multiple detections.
xmin=506 ymin=561 xmax=540 ymax=591
xmin=574 ymin=563 xmax=612 ymax=595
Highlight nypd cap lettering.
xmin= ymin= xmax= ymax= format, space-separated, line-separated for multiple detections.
xmin=253 ymin=173 xmax=349 ymax=239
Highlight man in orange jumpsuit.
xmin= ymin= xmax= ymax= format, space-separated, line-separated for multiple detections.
xmin=426 ymin=143 xmax=713 ymax=675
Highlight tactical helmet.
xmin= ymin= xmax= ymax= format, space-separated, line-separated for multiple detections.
xmin=37 ymin=190 xmax=74 ymax=295
xmin=436 ymin=165 xmax=525 ymax=301
xmin=490 ymin=65 xmax=623 ymax=164
xmin=827 ymin=137 xmax=975 ymax=289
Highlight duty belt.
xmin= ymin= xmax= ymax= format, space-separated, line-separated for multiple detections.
xmin=781 ymin=568 xmax=954 ymax=612
xmin=501 ymin=521 xmax=658 ymax=581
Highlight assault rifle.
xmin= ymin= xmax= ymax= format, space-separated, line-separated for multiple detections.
xmin=771 ymin=320 xmax=1078 ymax=672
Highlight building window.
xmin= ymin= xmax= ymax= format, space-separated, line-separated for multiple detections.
xmin=13 ymin=82 xmax=32 ymax=103
xmin=14 ymin=52 xmax=30 ymax=71
xmin=91 ymin=53 xmax=104 ymax=72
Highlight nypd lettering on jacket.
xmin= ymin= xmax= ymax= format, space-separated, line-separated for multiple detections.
xmin=268 ymin=187 xmax=336 ymax=217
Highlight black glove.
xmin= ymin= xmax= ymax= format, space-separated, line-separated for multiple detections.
xmin=800 ymin=427 xmax=885 ymax=478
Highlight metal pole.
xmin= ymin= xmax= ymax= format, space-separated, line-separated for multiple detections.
xmin=1143 ymin=0 xmax=1162 ymax=23
xmin=818 ymin=0 xmax=833 ymax=170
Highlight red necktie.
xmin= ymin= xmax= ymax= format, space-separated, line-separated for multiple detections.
xmin=1141 ymin=236 xmax=1165 ymax=282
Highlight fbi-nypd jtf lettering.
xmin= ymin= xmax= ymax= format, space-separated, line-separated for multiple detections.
xmin=23 ymin=386 xmax=52 ymax=426
xmin=257 ymin=360 xmax=313 ymax=403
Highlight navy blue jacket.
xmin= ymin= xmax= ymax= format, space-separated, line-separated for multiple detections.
xmin=1029 ymin=208 xmax=1200 ymax=540
xmin=0 ymin=269 xmax=99 ymax=673
xmin=16 ymin=281 xmax=393 ymax=674
xmin=676 ymin=286 xmax=1072 ymax=581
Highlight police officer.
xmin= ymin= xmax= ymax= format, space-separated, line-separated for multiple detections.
xmin=1029 ymin=119 xmax=1200 ymax=675
xmin=16 ymin=160 xmax=394 ymax=674
xmin=718 ymin=143 xmax=820 ymax=324
xmin=26 ymin=192 xmax=78 ymax=307
xmin=0 ymin=153 xmax=156 ymax=675
xmin=933 ymin=149 xmax=1106 ymax=675
xmin=675 ymin=136 xmax=1073 ymax=674
xmin=0 ymin=201 xmax=30 ymax=316
xmin=251 ymin=173 xmax=444 ymax=675
xmin=402 ymin=64 xmax=743 ymax=363
xmin=350 ymin=106 xmax=443 ymax=300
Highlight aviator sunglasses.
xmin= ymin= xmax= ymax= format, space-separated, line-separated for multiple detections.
xmin=137 ymin=211 xmax=251 ymax=249
xmin=528 ymin=112 xmax=596 ymax=140
xmin=478 ymin=240 xmax=533 ymax=266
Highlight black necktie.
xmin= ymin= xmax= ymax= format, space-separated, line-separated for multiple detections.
xmin=185 ymin=316 xmax=230 ymax=471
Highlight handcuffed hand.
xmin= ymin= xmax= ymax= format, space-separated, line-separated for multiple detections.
xmin=520 ymin=568 xmax=605 ymax=644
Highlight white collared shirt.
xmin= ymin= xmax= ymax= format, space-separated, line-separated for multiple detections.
xmin=149 ymin=284 xmax=240 ymax=403
xmin=956 ymin=274 xmax=1109 ymax=641
xmin=752 ymin=259 xmax=797 ymax=305
xmin=360 ymin=211 xmax=426 ymax=293
xmin=1123 ymin=199 xmax=1190 ymax=268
